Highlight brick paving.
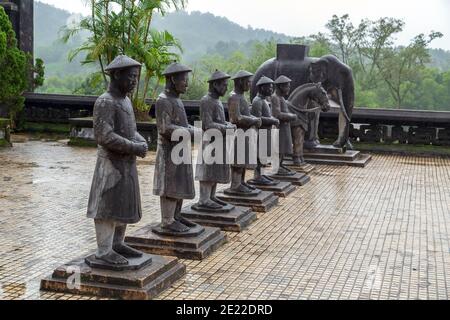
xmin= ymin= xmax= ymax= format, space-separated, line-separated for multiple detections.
xmin=0 ymin=138 xmax=449 ymax=300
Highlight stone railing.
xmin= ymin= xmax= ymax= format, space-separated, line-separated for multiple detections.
xmin=24 ymin=93 xmax=450 ymax=146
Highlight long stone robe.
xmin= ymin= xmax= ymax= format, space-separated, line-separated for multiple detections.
xmin=195 ymin=93 xmax=231 ymax=184
xmin=153 ymin=91 xmax=195 ymax=200
xmin=87 ymin=92 xmax=144 ymax=224
xmin=227 ymin=91 xmax=258 ymax=169
xmin=271 ymin=93 xmax=295 ymax=156
xmin=251 ymin=94 xmax=277 ymax=159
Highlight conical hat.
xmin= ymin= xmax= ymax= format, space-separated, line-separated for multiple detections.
xmin=104 ymin=55 xmax=141 ymax=72
xmin=256 ymin=76 xmax=274 ymax=86
xmin=162 ymin=62 xmax=192 ymax=76
xmin=231 ymin=70 xmax=254 ymax=80
xmin=208 ymin=70 xmax=231 ymax=82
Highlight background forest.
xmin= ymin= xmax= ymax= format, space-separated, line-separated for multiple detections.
xmin=34 ymin=1 xmax=450 ymax=111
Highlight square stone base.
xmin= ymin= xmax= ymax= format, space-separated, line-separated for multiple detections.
xmin=303 ymin=145 xmax=372 ymax=167
xmin=216 ymin=191 xmax=279 ymax=213
xmin=283 ymin=162 xmax=316 ymax=174
xmin=40 ymin=253 xmax=185 ymax=300
xmin=125 ymin=225 xmax=227 ymax=260
xmin=181 ymin=205 xmax=257 ymax=232
xmin=269 ymin=172 xmax=311 ymax=186
xmin=247 ymin=181 xmax=296 ymax=198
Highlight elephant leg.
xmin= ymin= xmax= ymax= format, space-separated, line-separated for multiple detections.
xmin=292 ymin=126 xmax=306 ymax=165
xmin=305 ymin=111 xmax=320 ymax=149
xmin=334 ymin=111 xmax=353 ymax=150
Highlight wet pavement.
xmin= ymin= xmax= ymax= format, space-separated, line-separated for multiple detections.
xmin=0 ymin=139 xmax=450 ymax=300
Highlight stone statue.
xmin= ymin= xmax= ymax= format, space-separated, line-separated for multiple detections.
xmin=153 ymin=62 xmax=199 ymax=234
xmin=226 ymin=70 xmax=262 ymax=195
xmin=87 ymin=55 xmax=148 ymax=266
xmin=249 ymin=76 xmax=280 ymax=185
xmin=251 ymin=44 xmax=355 ymax=150
xmin=287 ymin=83 xmax=331 ymax=165
xmin=309 ymin=56 xmax=354 ymax=149
xmin=194 ymin=70 xmax=236 ymax=211
xmin=271 ymin=75 xmax=298 ymax=176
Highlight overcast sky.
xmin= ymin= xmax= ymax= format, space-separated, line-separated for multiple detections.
xmin=38 ymin=0 xmax=450 ymax=50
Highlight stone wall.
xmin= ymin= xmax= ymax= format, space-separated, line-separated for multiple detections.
xmin=24 ymin=93 xmax=450 ymax=147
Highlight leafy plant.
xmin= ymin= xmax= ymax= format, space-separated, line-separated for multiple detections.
xmin=62 ymin=0 xmax=186 ymax=119
xmin=0 ymin=7 xmax=45 ymax=125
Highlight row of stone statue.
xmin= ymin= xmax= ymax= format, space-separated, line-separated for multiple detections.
xmin=83 ymin=54 xmax=336 ymax=267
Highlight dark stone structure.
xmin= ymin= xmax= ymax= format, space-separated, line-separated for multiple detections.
xmin=0 ymin=0 xmax=33 ymax=57
xmin=251 ymin=44 xmax=355 ymax=149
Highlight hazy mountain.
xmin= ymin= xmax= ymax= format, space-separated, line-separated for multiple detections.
xmin=34 ymin=1 xmax=289 ymax=76
xmin=429 ymin=49 xmax=450 ymax=71
xmin=152 ymin=11 xmax=290 ymax=61
xmin=33 ymin=1 xmax=450 ymax=78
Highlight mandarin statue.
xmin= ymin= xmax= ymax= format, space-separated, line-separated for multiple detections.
xmin=153 ymin=62 xmax=200 ymax=234
xmin=270 ymin=75 xmax=297 ymax=176
xmin=194 ymin=70 xmax=236 ymax=211
xmin=225 ymin=70 xmax=262 ymax=196
xmin=87 ymin=55 xmax=148 ymax=266
xmin=250 ymin=76 xmax=280 ymax=185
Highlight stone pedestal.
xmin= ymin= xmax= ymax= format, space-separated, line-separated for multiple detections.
xmin=216 ymin=190 xmax=279 ymax=213
xmin=247 ymin=180 xmax=296 ymax=198
xmin=283 ymin=161 xmax=315 ymax=174
xmin=269 ymin=172 xmax=311 ymax=186
xmin=181 ymin=205 xmax=257 ymax=232
xmin=40 ymin=253 xmax=185 ymax=300
xmin=303 ymin=145 xmax=372 ymax=167
xmin=125 ymin=224 xmax=227 ymax=260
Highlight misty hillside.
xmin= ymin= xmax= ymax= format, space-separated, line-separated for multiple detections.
xmin=34 ymin=1 xmax=289 ymax=76
xmin=152 ymin=11 xmax=290 ymax=61
xmin=33 ymin=1 xmax=450 ymax=77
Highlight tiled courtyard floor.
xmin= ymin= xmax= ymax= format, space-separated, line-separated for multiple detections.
xmin=0 ymin=138 xmax=450 ymax=300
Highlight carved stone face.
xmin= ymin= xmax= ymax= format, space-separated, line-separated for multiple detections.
xmin=237 ymin=77 xmax=252 ymax=92
xmin=113 ymin=67 xmax=140 ymax=94
xmin=277 ymin=82 xmax=291 ymax=98
xmin=172 ymin=72 xmax=190 ymax=94
xmin=213 ymin=79 xmax=229 ymax=97
xmin=259 ymin=83 xmax=273 ymax=97
xmin=310 ymin=62 xmax=327 ymax=83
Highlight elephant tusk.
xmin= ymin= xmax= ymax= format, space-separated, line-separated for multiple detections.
xmin=338 ymin=89 xmax=351 ymax=123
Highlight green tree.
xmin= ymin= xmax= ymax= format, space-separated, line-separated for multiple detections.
xmin=375 ymin=32 xmax=443 ymax=108
xmin=0 ymin=7 xmax=31 ymax=124
xmin=325 ymin=14 xmax=367 ymax=65
xmin=62 ymin=0 xmax=186 ymax=119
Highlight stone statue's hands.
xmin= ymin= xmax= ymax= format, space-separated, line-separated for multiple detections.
xmin=135 ymin=142 xmax=148 ymax=158
xmin=226 ymin=123 xmax=237 ymax=131
xmin=288 ymin=113 xmax=298 ymax=122
xmin=273 ymin=118 xmax=280 ymax=127
xmin=254 ymin=118 xmax=262 ymax=128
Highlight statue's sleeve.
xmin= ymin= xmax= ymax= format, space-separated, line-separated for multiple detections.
xmin=271 ymin=96 xmax=297 ymax=122
xmin=93 ymin=98 xmax=137 ymax=155
xmin=228 ymin=95 xmax=256 ymax=128
xmin=250 ymin=98 xmax=262 ymax=118
xmin=201 ymin=100 xmax=228 ymax=133
xmin=156 ymin=98 xmax=188 ymax=138
xmin=252 ymin=98 xmax=278 ymax=126
xmin=134 ymin=132 xmax=147 ymax=144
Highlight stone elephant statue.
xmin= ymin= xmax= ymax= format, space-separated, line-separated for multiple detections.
xmin=251 ymin=44 xmax=355 ymax=150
